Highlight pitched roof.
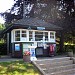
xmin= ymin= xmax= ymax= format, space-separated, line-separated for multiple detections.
xmin=2 ymin=18 xmax=62 ymax=34
xmin=13 ymin=18 xmax=62 ymax=30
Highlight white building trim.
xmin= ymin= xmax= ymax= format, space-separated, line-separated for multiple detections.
xmin=11 ymin=29 xmax=56 ymax=43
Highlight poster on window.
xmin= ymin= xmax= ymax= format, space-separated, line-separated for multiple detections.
xmin=49 ymin=44 xmax=56 ymax=55
xmin=50 ymin=44 xmax=56 ymax=52
xmin=37 ymin=42 xmax=43 ymax=47
xmin=30 ymin=48 xmax=35 ymax=57
xmin=15 ymin=44 xmax=20 ymax=51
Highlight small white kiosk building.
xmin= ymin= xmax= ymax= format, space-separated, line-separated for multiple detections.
xmin=3 ymin=18 xmax=62 ymax=58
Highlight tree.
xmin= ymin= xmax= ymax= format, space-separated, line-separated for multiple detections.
xmin=2 ymin=0 xmax=75 ymax=30
xmin=0 ymin=23 xmax=5 ymax=43
xmin=0 ymin=23 xmax=5 ymax=30
xmin=1 ymin=0 xmax=75 ymax=52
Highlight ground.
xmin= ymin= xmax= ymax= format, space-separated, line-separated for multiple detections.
xmin=0 ymin=60 xmax=40 ymax=75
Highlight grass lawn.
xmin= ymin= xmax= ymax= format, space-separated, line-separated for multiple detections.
xmin=0 ymin=60 xmax=40 ymax=75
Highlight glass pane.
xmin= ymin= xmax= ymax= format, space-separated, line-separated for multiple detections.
xmin=15 ymin=30 xmax=20 ymax=41
xmin=35 ymin=31 xmax=43 ymax=41
xmin=50 ymin=32 xmax=54 ymax=35
xmin=15 ymin=38 xmax=20 ymax=41
xmin=29 ymin=31 xmax=33 ymax=41
xmin=22 ymin=34 xmax=26 ymax=37
xmin=22 ymin=30 xmax=26 ymax=37
xmin=50 ymin=32 xmax=54 ymax=39
xmin=45 ymin=32 xmax=48 ymax=41
xmin=15 ymin=31 xmax=20 ymax=37
xmin=15 ymin=34 xmax=20 ymax=37
xmin=29 ymin=31 xmax=32 ymax=34
xmin=50 ymin=36 xmax=54 ymax=38
xmin=15 ymin=30 xmax=20 ymax=34
xmin=22 ymin=31 xmax=26 ymax=33
xmin=35 ymin=32 xmax=43 ymax=35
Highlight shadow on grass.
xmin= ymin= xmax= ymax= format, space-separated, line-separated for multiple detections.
xmin=0 ymin=61 xmax=40 ymax=75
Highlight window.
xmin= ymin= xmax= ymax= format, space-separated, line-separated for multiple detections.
xmin=35 ymin=31 xmax=43 ymax=41
xmin=21 ymin=30 xmax=27 ymax=41
xmin=15 ymin=30 xmax=27 ymax=41
xmin=15 ymin=30 xmax=20 ymax=41
xmin=50 ymin=32 xmax=54 ymax=39
xmin=13 ymin=29 xmax=54 ymax=42
xmin=44 ymin=32 xmax=48 ymax=41
xmin=21 ymin=31 xmax=26 ymax=37
xmin=29 ymin=31 xmax=33 ymax=41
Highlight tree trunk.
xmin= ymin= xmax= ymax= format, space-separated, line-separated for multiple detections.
xmin=59 ymin=31 xmax=64 ymax=53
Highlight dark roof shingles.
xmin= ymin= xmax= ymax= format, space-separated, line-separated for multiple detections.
xmin=13 ymin=18 xmax=62 ymax=30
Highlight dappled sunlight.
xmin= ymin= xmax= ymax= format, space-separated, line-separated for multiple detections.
xmin=0 ymin=61 xmax=40 ymax=75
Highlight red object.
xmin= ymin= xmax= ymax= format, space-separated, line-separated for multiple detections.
xmin=23 ymin=51 xmax=30 ymax=56
xmin=50 ymin=45 xmax=54 ymax=53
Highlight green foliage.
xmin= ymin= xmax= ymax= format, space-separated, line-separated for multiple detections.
xmin=0 ymin=43 xmax=7 ymax=55
xmin=0 ymin=61 xmax=40 ymax=75
xmin=65 ymin=45 xmax=74 ymax=52
xmin=64 ymin=33 xmax=75 ymax=45
xmin=0 ymin=23 xmax=5 ymax=30
xmin=0 ymin=23 xmax=5 ymax=43
xmin=0 ymin=39 xmax=5 ymax=43
xmin=66 ymin=48 xmax=73 ymax=52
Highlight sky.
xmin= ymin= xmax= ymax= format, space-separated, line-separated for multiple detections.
xmin=0 ymin=0 xmax=14 ymax=24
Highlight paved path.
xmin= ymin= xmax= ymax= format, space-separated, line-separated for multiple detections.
xmin=0 ymin=55 xmax=22 ymax=62
xmin=0 ymin=54 xmax=75 ymax=62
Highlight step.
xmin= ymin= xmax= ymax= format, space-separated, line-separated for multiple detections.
xmin=39 ymin=60 xmax=73 ymax=69
xmin=36 ymin=57 xmax=70 ymax=64
xmin=43 ymin=64 xmax=75 ymax=73
xmin=32 ymin=57 xmax=75 ymax=75
xmin=47 ymin=69 xmax=75 ymax=75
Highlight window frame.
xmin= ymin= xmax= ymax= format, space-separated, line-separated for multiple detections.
xmin=11 ymin=29 xmax=55 ymax=42
xmin=15 ymin=30 xmax=20 ymax=41
xmin=50 ymin=32 xmax=55 ymax=39
xmin=49 ymin=31 xmax=55 ymax=42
